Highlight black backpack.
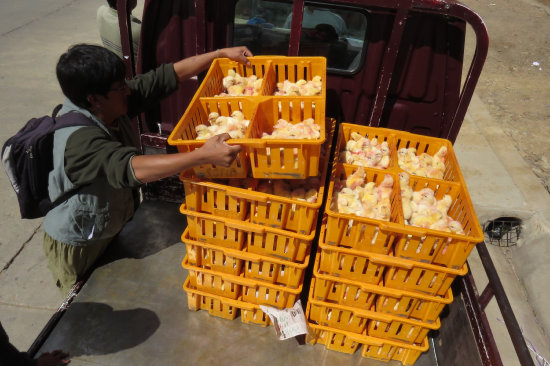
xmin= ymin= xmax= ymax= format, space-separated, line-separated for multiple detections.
xmin=1 ymin=105 xmax=95 ymax=219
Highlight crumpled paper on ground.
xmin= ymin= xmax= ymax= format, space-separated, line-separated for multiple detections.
xmin=260 ymin=300 xmax=308 ymax=340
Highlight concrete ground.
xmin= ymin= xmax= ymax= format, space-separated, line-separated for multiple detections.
xmin=0 ymin=0 xmax=549 ymax=365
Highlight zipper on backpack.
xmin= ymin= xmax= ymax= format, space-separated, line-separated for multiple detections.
xmin=27 ymin=146 xmax=41 ymax=199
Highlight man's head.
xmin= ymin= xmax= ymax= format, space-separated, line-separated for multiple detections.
xmin=56 ymin=44 xmax=129 ymax=122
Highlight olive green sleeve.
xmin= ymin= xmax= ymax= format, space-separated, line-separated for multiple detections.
xmin=64 ymin=126 xmax=142 ymax=188
xmin=126 ymin=63 xmax=178 ymax=117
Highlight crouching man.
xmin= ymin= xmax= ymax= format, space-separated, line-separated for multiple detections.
xmin=44 ymin=44 xmax=252 ymax=293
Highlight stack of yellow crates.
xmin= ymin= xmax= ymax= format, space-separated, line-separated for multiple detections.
xmin=168 ymin=56 xmax=329 ymax=326
xmin=305 ymin=124 xmax=484 ymax=365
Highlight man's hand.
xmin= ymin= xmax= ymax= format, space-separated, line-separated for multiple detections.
xmin=173 ymin=46 xmax=254 ymax=81
xmin=198 ymin=133 xmax=242 ymax=167
xmin=219 ymin=46 xmax=254 ymax=66
xmin=37 ymin=350 xmax=70 ymax=366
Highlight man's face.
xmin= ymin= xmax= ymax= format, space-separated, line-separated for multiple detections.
xmin=98 ymin=81 xmax=130 ymax=123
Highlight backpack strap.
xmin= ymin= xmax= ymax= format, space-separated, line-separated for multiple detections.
xmin=52 ymin=104 xmax=63 ymax=119
xmin=52 ymin=105 xmax=96 ymax=130
xmin=47 ymin=104 xmax=96 ymax=210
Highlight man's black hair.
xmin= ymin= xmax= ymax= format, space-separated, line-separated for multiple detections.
xmin=56 ymin=44 xmax=126 ymax=109
xmin=107 ymin=0 xmax=117 ymax=9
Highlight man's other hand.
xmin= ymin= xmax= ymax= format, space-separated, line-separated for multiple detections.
xmin=220 ymin=47 xmax=253 ymax=66
xmin=199 ymin=133 xmax=242 ymax=167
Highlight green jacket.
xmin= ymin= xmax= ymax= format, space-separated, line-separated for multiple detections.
xmin=44 ymin=64 xmax=178 ymax=246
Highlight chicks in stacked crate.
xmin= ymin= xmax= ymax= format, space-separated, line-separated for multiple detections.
xmin=260 ymin=117 xmax=321 ymax=169
xmin=399 ymin=172 xmax=464 ymax=234
xmin=195 ymin=111 xmax=249 ymax=140
xmin=256 ymin=177 xmax=320 ymax=204
xmin=216 ymin=69 xmax=263 ymax=96
xmin=398 ymin=146 xmax=447 ymax=179
xmin=332 ymin=166 xmax=393 ymax=222
xmin=339 ymin=132 xmax=390 ymax=169
xmin=261 ymin=118 xmax=321 ymax=140
xmin=274 ymin=76 xmax=323 ymax=96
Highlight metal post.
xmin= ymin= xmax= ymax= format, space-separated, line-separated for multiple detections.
xmin=476 ymin=242 xmax=535 ymax=366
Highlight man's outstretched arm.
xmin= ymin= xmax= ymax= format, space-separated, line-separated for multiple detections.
xmin=172 ymin=46 xmax=253 ymax=82
xmin=131 ymin=133 xmax=241 ymax=183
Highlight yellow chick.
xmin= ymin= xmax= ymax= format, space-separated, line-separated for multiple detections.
xmin=208 ymin=112 xmax=219 ymax=124
xmin=402 ymin=198 xmax=412 ymax=221
xmin=434 ymin=146 xmax=447 ymax=163
xmin=378 ymin=155 xmax=390 ymax=169
xmin=374 ymin=202 xmax=391 ymax=221
xmin=398 ymin=172 xmax=413 ymax=199
xmin=231 ymin=110 xmax=245 ymax=122
xmin=447 ymin=218 xmax=465 ymax=234
xmin=227 ymin=84 xmax=245 ymax=96
xmin=377 ymin=174 xmax=394 ymax=200
xmin=410 ymin=210 xmax=443 ymax=228
xmin=436 ymin=194 xmax=453 ymax=215
xmin=361 ymin=185 xmax=378 ymax=208
xmin=253 ymin=78 xmax=263 ymax=92
xmin=345 ymin=166 xmax=366 ymax=190
xmin=427 ymin=167 xmax=444 ymax=179
xmin=195 ymin=124 xmax=210 ymax=140
xmin=429 ymin=218 xmax=452 ymax=232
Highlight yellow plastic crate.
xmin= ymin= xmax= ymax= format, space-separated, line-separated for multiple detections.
xmin=248 ymin=137 xmax=330 ymax=234
xmin=246 ymin=220 xmax=315 ymax=262
xmin=180 ymin=171 xmax=324 ymax=236
xmin=181 ymin=203 xmax=314 ymax=262
xmin=324 ymin=164 xmax=404 ymax=254
xmin=169 ymin=56 xmax=327 ymax=179
xmin=254 ymin=56 xmax=327 ymax=99
xmin=243 ymin=97 xmax=326 ymax=179
xmin=183 ymin=276 xmax=271 ymax=327
xmin=249 ymin=189 xmax=322 ymax=234
xmin=182 ymin=256 xmax=302 ymax=309
xmin=183 ymin=255 xmax=242 ymax=299
xmin=167 ymin=97 xmax=257 ymax=178
xmin=307 ymin=283 xmax=441 ymax=344
xmin=392 ymin=129 xmax=464 ymax=183
xmin=178 ymin=126 xmax=331 ymax=235
xmin=181 ymin=228 xmax=309 ymax=288
xmin=306 ymin=323 xmax=429 ymax=365
xmin=312 ymin=255 xmax=452 ymax=323
xmin=335 ymin=123 xmax=398 ymax=170
xmin=319 ymin=238 xmax=467 ymax=296
xmin=179 ymin=172 xmax=256 ymax=220
xmin=180 ymin=204 xmax=246 ymax=250
xmin=395 ymin=175 xmax=484 ymax=269
xmin=194 ymin=57 xmax=274 ymax=98
xmin=367 ymin=310 xmax=440 ymax=345
xmin=182 ymin=227 xmax=243 ymax=276
xmin=318 ymin=242 xmax=385 ymax=285
xmin=326 ymin=127 xmax=483 ymax=268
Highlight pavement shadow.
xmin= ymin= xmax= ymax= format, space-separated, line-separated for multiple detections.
xmin=98 ymin=199 xmax=187 ymax=265
xmin=42 ymin=302 xmax=160 ymax=357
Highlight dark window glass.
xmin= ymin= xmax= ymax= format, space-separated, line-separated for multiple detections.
xmin=233 ymin=1 xmax=367 ymax=73
xmin=234 ymin=0 xmax=293 ymax=56
xmin=296 ymin=5 xmax=367 ymax=72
